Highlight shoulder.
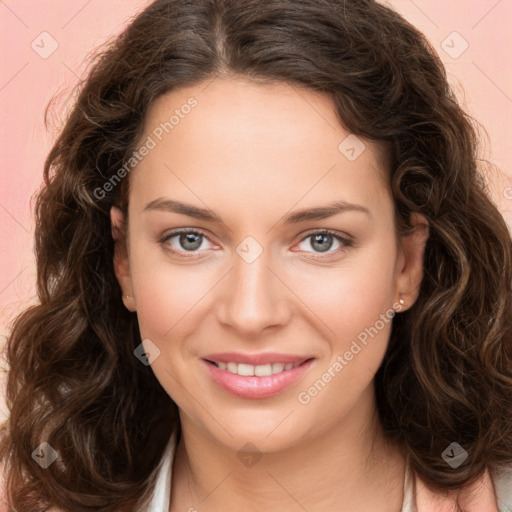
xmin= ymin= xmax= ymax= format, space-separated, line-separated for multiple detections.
xmin=413 ymin=466 xmax=512 ymax=512
xmin=492 ymin=465 xmax=512 ymax=512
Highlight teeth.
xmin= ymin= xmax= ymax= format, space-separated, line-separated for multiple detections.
xmin=255 ymin=364 xmax=272 ymax=376
xmin=238 ymin=363 xmax=255 ymax=376
xmin=213 ymin=361 xmax=303 ymax=376
xmin=272 ymin=363 xmax=284 ymax=373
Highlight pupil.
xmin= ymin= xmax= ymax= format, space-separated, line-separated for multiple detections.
xmin=312 ymin=233 xmax=332 ymax=253
xmin=181 ymin=233 xmax=202 ymax=251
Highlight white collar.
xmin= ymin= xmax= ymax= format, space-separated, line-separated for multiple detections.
xmin=143 ymin=425 xmax=179 ymax=512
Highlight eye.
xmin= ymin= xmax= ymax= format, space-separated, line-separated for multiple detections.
xmin=293 ymin=229 xmax=353 ymax=258
xmin=159 ymin=228 xmax=217 ymax=258
xmin=159 ymin=228 xmax=353 ymax=260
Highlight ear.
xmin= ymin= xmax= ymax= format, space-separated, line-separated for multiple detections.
xmin=110 ymin=206 xmax=136 ymax=312
xmin=394 ymin=212 xmax=429 ymax=311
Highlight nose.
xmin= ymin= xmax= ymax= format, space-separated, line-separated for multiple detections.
xmin=216 ymin=248 xmax=291 ymax=337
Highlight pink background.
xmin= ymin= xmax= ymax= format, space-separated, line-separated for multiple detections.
xmin=1 ymin=0 xmax=511 ymax=423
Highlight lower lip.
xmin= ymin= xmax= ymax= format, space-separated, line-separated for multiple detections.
xmin=202 ymin=359 xmax=315 ymax=399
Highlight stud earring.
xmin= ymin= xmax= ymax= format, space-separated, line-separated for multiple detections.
xmin=394 ymin=297 xmax=405 ymax=312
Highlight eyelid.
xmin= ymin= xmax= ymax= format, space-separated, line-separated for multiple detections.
xmin=159 ymin=227 xmax=218 ymax=257
xmin=298 ymin=228 xmax=353 ymax=243
xmin=293 ymin=228 xmax=353 ymax=256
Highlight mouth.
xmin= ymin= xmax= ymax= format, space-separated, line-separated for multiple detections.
xmin=202 ymin=357 xmax=316 ymax=399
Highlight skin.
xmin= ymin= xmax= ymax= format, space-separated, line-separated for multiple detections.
xmin=111 ymin=76 xmax=497 ymax=512
xmin=414 ymin=469 xmax=499 ymax=512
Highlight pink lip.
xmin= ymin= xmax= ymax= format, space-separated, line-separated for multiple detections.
xmin=202 ymin=357 xmax=315 ymax=399
xmin=203 ymin=352 xmax=310 ymax=365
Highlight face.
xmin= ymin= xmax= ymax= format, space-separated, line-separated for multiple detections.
xmin=112 ymin=77 xmax=428 ymax=453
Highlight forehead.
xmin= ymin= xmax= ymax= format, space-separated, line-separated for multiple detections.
xmin=128 ymin=77 xmax=391 ymax=222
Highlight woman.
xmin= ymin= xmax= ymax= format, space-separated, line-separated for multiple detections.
xmin=1 ymin=0 xmax=511 ymax=511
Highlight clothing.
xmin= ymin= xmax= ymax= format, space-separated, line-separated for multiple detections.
xmin=141 ymin=425 xmax=512 ymax=512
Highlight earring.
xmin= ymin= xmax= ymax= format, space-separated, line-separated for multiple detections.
xmin=394 ymin=297 xmax=405 ymax=312
xmin=122 ymin=294 xmax=135 ymax=313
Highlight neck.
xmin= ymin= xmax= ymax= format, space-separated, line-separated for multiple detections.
xmin=170 ymin=386 xmax=406 ymax=512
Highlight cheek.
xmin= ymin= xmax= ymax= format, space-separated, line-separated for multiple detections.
xmin=128 ymin=248 xmax=214 ymax=399
xmin=289 ymin=242 xmax=399 ymax=409
xmin=290 ymin=241 xmax=398 ymax=341
xmin=130 ymin=240 xmax=214 ymax=340
xmin=293 ymin=254 xmax=398 ymax=418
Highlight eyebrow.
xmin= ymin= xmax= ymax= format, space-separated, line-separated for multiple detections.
xmin=143 ymin=198 xmax=372 ymax=224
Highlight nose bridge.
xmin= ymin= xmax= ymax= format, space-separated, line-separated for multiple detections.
xmin=218 ymin=241 xmax=288 ymax=334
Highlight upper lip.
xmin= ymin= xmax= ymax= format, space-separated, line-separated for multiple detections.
xmin=203 ymin=352 xmax=313 ymax=366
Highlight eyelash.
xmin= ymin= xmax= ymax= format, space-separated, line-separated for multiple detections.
xmin=158 ymin=228 xmax=353 ymax=260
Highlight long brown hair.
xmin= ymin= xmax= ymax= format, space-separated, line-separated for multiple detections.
xmin=1 ymin=0 xmax=511 ymax=510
